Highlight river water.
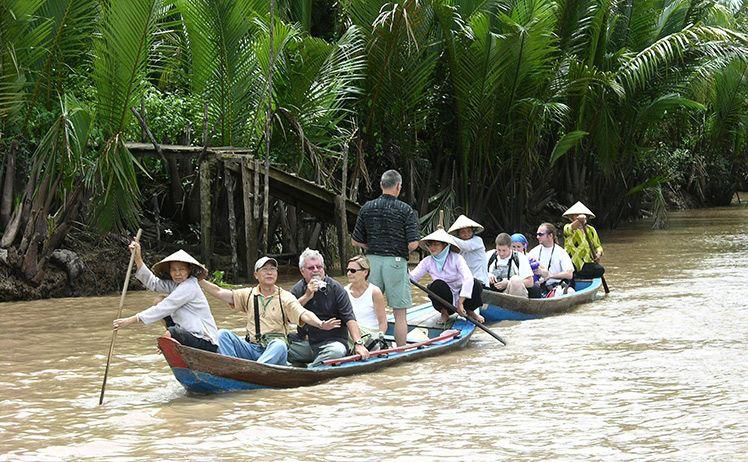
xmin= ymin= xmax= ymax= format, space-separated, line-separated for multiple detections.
xmin=1 ymin=205 xmax=747 ymax=461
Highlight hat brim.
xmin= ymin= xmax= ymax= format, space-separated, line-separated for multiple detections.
xmin=419 ymin=229 xmax=461 ymax=253
xmin=447 ymin=215 xmax=485 ymax=235
xmin=151 ymin=249 xmax=208 ymax=280
xmin=562 ymin=202 xmax=596 ymax=220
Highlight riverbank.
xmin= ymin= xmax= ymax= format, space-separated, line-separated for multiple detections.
xmin=1 ymin=190 xmax=744 ymax=302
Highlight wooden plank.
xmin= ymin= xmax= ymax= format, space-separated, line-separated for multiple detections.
xmin=199 ymin=159 xmax=213 ymax=267
xmin=241 ymin=159 xmax=254 ymax=276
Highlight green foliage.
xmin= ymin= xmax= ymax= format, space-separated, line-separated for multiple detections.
xmin=126 ymin=86 xmax=202 ymax=144
xmin=209 ymin=270 xmax=242 ymax=288
xmin=3 ymin=0 xmax=748 ymax=250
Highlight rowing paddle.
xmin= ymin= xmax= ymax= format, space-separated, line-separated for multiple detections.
xmin=99 ymin=228 xmax=142 ymax=405
xmin=409 ymin=279 xmax=507 ymax=346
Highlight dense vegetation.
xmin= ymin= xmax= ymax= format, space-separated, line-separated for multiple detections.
xmin=1 ymin=0 xmax=747 ymax=284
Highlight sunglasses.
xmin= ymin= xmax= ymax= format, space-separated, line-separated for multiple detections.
xmin=305 ymin=264 xmax=324 ymax=271
xmin=536 ymin=232 xmax=549 ymax=236
xmin=346 ymin=267 xmax=363 ymax=274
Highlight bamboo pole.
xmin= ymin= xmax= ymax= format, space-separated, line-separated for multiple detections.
xmin=99 ymin=228 xmax=142 ymax=405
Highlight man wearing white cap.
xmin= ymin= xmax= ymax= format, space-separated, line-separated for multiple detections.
xmin=562 ymin=201 xmax=605 ymax=279
xmin=199 ymin=256 xmax=340 ymax=365
xmin=113 ymin=242 xmax=219 ymax=352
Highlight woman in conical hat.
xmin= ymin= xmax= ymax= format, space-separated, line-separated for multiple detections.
xmin=448 ymin=215 xmax=488 ymax=286
xmin=562 ymin=201 xmax=605 ymax=279
xmin=112 ymin=241 xmax=219 ymax=352
xmin=409 ymin=228 xmax=485 ymax=325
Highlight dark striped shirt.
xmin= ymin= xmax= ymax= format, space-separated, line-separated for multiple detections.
xmin=352 ymin=194 xmax=420 ymax=257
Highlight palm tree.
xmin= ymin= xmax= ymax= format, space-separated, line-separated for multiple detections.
xmin=1 ymin=0 xmax=163 ymax=282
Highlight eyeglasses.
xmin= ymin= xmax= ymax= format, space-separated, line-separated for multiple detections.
xmin=305 ymin=264 xmax=324 ymax=271
xmin=536 ymin=232 xmax=549 ymax=236
xmin=346 ymin=267 xmax=363 ymax=274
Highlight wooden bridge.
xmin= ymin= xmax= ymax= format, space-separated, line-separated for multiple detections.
xmin=126 ymin=142 xmax=362 ymax=275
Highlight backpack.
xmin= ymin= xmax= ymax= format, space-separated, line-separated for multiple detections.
xmin=487 ymin=251 xmax=520 ymax=279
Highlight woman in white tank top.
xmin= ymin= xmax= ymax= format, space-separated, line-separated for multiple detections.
xmin=345 ymin=255 xmax=388 ymax=334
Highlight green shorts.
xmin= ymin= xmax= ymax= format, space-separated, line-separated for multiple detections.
xmin=367 ymin=255 xmax=412 ymax=309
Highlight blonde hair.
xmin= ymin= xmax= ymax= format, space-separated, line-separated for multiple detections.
xmin=347 ymin=255 xmax=371 ymax=280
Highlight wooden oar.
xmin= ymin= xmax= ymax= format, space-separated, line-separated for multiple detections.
xmin=601 ymin=275 xmax=610 ymax=294
xmin=409 ymin=279 xmax=507 ymax=346
xmin=99 ymin=228 xmax=142 ymax=405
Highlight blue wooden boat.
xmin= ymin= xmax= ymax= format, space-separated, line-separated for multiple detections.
xmin=402 ymin=279 xmax=602 ymax=324
xmin=158 ymin=315 xmax=474 ymax=394
xmin=480 ymin=278 xmax=603 ymax=322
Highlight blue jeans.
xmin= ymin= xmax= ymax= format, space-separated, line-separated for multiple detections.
xmin=217 ymin=329 xmax=288 ymax=365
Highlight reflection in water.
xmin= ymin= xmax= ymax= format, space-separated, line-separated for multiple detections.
xmin=1 ymin=206 xmax=747 ymax=460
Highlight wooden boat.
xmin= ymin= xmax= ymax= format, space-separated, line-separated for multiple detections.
xmin=480 ymin=278 xmax=603 ymax=322
xmin=158 ymin=315 xmax=474 ymax=394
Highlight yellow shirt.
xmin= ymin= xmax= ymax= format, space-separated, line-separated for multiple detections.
xmin=232 ymin=286 xmax=308 ymax=342
xmin=563 ymin=223 xmax=603 ymax=271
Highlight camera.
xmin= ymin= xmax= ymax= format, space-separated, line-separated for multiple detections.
xmin=313 ymin=276 xmax=327 ymax=292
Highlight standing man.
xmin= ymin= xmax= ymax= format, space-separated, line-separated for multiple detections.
xmin=352 ymin=170 xmax=420 ymax=346
xmin=289 ymin=248 xmax=370 ymax=367
xmin=199 ymin=256 xmax=340 ymax=365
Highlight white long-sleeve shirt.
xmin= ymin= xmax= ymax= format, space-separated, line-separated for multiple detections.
xmin=135 ymin=265 xmax=218 ymax=344
xmin=455 ymin=235 xmax=488 ymax=285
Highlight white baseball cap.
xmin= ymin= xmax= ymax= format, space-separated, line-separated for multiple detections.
xmin=254 ymin=256 xmax=278 ymax=272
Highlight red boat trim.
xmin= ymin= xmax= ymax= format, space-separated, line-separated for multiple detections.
xmin=322 ymin=329 xmax=460 ymax=366
xmin=158 ymin=336 xmax=189 ymax=369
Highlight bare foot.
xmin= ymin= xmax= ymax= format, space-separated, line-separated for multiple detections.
xmin=439 ymin=309 xmax=450 ymax=324
xmin=468 ymin=311 xmax=485 ymax=324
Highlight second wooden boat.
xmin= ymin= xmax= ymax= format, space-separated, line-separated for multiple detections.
xmin=480 ymin=278 xmax=603 ymax=322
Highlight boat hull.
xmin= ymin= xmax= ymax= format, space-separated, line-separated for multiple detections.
xmin=481 ymin=278 xmax=602 ymax=322
xmin=158 ymin=318 xmax=475 ymax=394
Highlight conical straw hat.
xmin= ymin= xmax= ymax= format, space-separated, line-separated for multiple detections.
xmin=151 ymin=249 xmax=208 ymax=280
xmin=563 ymin=201 xmax=596 ymax=220
xmin=419 ymin=228 xmax=461 ymax=253
xmin=447 ymin=214 xmax=485 ymax=235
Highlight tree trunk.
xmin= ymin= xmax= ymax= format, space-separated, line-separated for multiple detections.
xmin=253 ymin=158 xmax=261 ymax=256
xmin=199 ymin=159 xmax=213 ymax=267
xmin=224 ymin=163 xmax=239 ymax=279
xmin=242 ymin=158 xmax=256 ymax=275
xmin=0 ymin=141 xmax=17 ymax=228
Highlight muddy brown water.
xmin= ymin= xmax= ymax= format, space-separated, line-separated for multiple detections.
xmin=1 ymin=205 xmax=747 ymax=461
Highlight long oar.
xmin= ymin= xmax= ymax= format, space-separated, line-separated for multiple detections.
xmin=99 ymin=228 xmax=142 ymax=405
xmin=409 ymin=279 xmax=507 ymax=346
xmin=601 ymin=275 xmax=610 ymax=294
